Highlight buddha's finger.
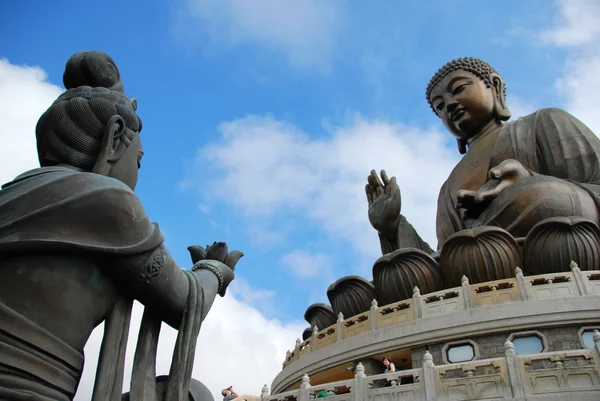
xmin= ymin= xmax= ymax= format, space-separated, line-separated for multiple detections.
xmin=381 ymin=170 xmax=390 ymax=185
xmin=370 ymin=170 xmax=385 ymax=195
xmin=365 ymin=184 xmax=374 ymax=204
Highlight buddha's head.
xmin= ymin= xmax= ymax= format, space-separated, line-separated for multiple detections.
xmin=35 ymin=51 xmax=143 ymax=190
xmin=426 ymin=57 xmax=510 ymax=154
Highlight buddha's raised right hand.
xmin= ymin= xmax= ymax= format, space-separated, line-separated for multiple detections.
xmin=366 ymin=170 xmax=401 ymax=240
xmin=188 ymin=242 xmax=243 ymax=296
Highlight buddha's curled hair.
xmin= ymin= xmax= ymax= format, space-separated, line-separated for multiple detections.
xmin=36 ymin=51 xmax=141 ymax=170
xmin=425 ymin=57 xmax=507 ymax=115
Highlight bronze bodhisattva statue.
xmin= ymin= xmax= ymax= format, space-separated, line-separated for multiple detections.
xmin=0 ymin=51 xmax=242 ymax=400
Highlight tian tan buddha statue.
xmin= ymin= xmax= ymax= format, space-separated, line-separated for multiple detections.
xmin=367 ymin=57 xmax=600 ymax=302
xmin=0 ymin=51 xmax=243 ymax=401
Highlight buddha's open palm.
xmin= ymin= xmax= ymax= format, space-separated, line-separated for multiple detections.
xmin=366 ymin=170 xmax=401 ymax=239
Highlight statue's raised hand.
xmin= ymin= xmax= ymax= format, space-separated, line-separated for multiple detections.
xmin=366 ymin=170 xmax=401 ymax=240
xmin=188 ymin=242 xmax=243 ymax=296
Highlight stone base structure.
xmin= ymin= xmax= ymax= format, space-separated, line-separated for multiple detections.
xmin=257 ymin=264 xmax=600 ymax=401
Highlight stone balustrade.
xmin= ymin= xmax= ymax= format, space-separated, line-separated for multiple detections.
xmin=265 ymin=332 xmax=600 ymax=401
xmin=283 ymin=264 xmax=600 ymax=368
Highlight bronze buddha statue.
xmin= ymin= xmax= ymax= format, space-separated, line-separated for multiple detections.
xmin=366 ymin=57 xmax=600 ymax=296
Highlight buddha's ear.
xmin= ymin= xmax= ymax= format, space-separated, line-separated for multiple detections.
xmin=92 ymin=115 xmax=128 ymax=175
xmin=457 ymin=138 xmax=467 ymax=154
xmin=490 ymin=72 xmax=511 ymax=121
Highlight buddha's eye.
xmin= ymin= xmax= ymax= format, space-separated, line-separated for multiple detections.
xmin=452 ymin=84 xmax=468 ymax=95
xmin=435 ymin=102 xmax=445 ymax=112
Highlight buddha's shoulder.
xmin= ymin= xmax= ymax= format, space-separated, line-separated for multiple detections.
xmin=510 ymin=107 xmax=571 ymax=123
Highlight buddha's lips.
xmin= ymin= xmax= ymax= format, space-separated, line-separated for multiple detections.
xmin=451 ymin=108 xmax=466 ymax=121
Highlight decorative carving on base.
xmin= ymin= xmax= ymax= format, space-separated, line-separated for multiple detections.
xmin=326 ymin=276 xmax=376 ymax=318
xmin=523 ymin=216 xmax=600 ymax=275
xmin=373 ymin=248 xmax=444 ymax=305
xmin=304 ymin=303 xmax=337 ymax=330
xmin=439 ymin=226 xmax=520 ymax=287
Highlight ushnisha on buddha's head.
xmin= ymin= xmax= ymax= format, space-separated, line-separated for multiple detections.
xmin=426 ymin=57 xmax=511 ymax=154
xmin=34 ymin=51 xmax=144 ymax=190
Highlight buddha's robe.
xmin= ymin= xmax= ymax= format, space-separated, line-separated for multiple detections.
xmin=0 ymin=167 xmax=217 ymax=400
xmin=382 ymin=108 xmax=600 ymax=254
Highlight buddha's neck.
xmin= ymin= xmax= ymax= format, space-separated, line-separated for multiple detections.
xmin=466 ymin=120 xmax=503 ymax=149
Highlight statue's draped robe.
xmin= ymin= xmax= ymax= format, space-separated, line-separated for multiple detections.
xmin=382 ymin=108 xmax=600 ymax=254
xmin=0 ymin=167 xmax=211 ymax=401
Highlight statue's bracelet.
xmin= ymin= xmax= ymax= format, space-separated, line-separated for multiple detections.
xmin=191 ymin=260 xmax=225 ymax=293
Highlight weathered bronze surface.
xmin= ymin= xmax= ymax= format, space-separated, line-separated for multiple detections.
xmin=366 ymin=57 xmax=600 ymax=288
xmin=0 ymin=51 xmax=242 ymax=400
xmin=523 ymin=216 xmax=600 ymax=275
xmin=304 ymin=303 xmax=337 ymax=331
xmin=373 ymin=248 xmax=443 ymax=304
xmin=439 ymin=226 xmax=520 ymax=286
xmin=326 ymin=276 xmax=376 ymax=318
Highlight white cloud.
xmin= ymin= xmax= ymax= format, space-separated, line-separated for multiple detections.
xmin=175 ymin=0 xmax=344 ymax=70
xmin=281 ymin=249 xmax=333 ymax=280
xmin=538 ymin=0 xmax=600 ymax=135
xmin=193 ymin=114 xmax=459 ymax=268
xmin=0 ymin=59 xmax=303 ymax=401
xmin=0 ymin=59 xmax=62 ymax=186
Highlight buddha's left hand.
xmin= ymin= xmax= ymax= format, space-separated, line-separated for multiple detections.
xmin=457 ymin=159 xmax=531 ymax=219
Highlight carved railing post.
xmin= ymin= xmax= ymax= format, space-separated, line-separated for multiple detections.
xmin=515 ymin=267 xmax=532 ymax=301
xmin=422 ymin=351 xmax=437 ymax=401
xmin=294 ymin=338 xmax=301 ymax=361
xmin=261 ymin=384 xmax=269 ymax=400
xmin=461 ymin=275 xmax=473 ymax=309
xmin=593 ymin=330 xmax=600 ymax=375
xmin=336 ymin=313 xmax=344 ymax=342
xmin=504 ymin=340 xmax=526 ymax=398
xmin=299 ymin=373 xmax=311 ymax=401
xmin=412 ymin=286 xmax=421 ymax=319
xmin=311 ymin=325 xmax=318 ymax=351
xmin=571 ymin=261 xmax=593 ymax=295
xmin=352 ymin=362 xmax=366 ymax=401
xmin=370 ymin=299 xmax=378 ymax=331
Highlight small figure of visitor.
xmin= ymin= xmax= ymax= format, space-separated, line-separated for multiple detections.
xmin=222 ymin=386 xmax=238 ymax=400
xmin=382 ymin=356 xmax=396 ymax=373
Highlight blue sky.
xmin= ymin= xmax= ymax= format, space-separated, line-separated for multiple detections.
xmin=2 ymin=0 xmax=599 ymax=397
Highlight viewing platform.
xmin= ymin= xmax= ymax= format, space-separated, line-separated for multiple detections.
xmin=270 ymin=263 xmax=600 ymax=397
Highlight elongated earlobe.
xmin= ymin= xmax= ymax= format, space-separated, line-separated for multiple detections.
xmin=457 ymin=139 xmax=467 ymax=154
xmin=490 ymin=73 xmax=511 ymax=121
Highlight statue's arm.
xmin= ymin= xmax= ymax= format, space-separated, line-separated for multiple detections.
xmin=107 ymin=245 xmax=221 ymax=329
xmin=378 ymin=214 xmax=434 ymax=255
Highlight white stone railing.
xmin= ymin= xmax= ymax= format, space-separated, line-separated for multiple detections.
xmin=283 ymin=264 xmax=600 ymax=367
xmin=265 ymin=332 xmax=600 ymax=400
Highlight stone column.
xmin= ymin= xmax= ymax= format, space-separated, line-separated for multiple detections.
xmin=298 ymin=374 xmax=311 ymax=401
xmin=412 ymin=286 xmax=421 ymax=319
xmin=352 ymin=362 xmax=367 ymax=401
xmin=370 ymin=299 xmax=378 ymax=331
xmin=422 ymin=351 xmax=437 ymax=401
xmin=504 ymin=340 xmax=526 ymax=398
xmin=336 ymin=313 xmax=344 ymax=342
xmin=261 ymin=384 xmax=269 ymax=400
xmin=461 ymin=275 xmax=473 ymax=309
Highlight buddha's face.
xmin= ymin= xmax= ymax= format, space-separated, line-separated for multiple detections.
xmin=108 ymin=133 xmax=143 ymax=190
xmin=429 ymin=70 xmax=496 ymax=140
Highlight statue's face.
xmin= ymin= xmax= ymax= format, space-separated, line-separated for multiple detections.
xmin=429 ymin=70 xmax=496 ymax=140
xmin=108 ymin=133 xmax=143 ymax=190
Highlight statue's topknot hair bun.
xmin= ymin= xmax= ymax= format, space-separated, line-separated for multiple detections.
xmin=63 ymin=51 xmax=124 ymax=94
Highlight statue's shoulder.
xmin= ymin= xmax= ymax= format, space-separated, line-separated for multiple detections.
xmin=1 ymin=166 xmax=143 ymax=219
